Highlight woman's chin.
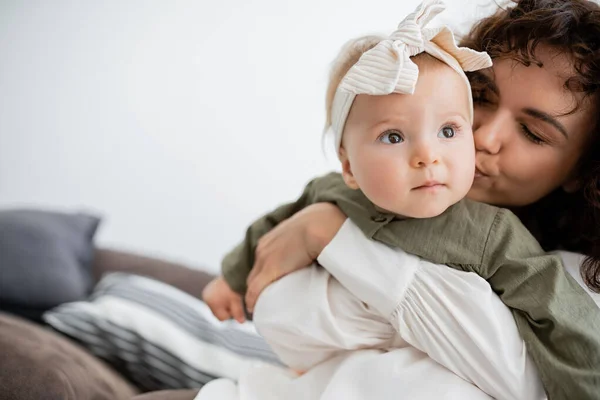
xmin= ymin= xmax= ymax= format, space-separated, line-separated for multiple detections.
xmin=467 ymin=182 xmax=494 ymax=204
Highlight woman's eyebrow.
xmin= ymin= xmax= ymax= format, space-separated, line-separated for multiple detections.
xmin=523 ymin=108 xmax=568 ymax=138
xmin=469 ymin=70 xmax=499 ymax=96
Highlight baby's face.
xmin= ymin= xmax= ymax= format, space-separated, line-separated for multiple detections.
xmin=340 ymin=64 xmax=475 ymax=218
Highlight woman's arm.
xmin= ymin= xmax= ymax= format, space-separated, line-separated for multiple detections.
xmin=244 ymin=203 xmax=347 ymax=311
xmin=318 ymin=219 xmax=545 ymax=400
xmin=221 ymin=180 xmax=318 ymax=296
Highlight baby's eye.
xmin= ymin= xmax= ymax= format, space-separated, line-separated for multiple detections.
xmin=438 ymin=126 xmax=456 ymax=139
xmin=378 ymin=130 xmax=404 ymax=144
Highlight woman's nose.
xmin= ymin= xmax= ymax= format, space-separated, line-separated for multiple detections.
xmin=473 ymin=109 xmax=509 ymax=155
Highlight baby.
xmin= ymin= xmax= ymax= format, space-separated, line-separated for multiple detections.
xmin=203 ymin=1 xmax=600 ymax=399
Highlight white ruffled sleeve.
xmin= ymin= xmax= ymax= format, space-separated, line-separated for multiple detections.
xmin=317 ymin=219 xmax=545 ymax=400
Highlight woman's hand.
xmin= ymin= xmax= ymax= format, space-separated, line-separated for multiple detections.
xmin=245 ymin=202 xmax=347 ymax=312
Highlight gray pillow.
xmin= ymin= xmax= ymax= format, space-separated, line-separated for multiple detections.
xmin=0 ymin=209 xmax=101 ymax=308
xmin=44 ymin=273 xmax=282 ymax=392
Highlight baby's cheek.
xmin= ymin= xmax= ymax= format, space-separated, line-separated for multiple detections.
xmin=453 ymin=147 xmax=476 ymax=194
xmin=457 ymin=165 xmax=476 ymax=196
xmin=356 ymin=166 xmax=401 ymax=208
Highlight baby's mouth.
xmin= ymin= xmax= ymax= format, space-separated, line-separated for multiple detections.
xmin=413 ymin=181 xmax=445 ymax=190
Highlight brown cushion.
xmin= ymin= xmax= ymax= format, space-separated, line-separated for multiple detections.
xmin=0 ymin=312 xmax=137 ymax=400
xmin=132 ymin=389 xmax=200 ymax=400
xmin=92 ymin=248 xmax=215 ymax=298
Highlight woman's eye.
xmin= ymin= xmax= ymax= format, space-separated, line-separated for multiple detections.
xmin=379 ymin=131 xmax=404 ymax=144
xmin=520 ymin=123 xmax=545 ymax=145
xmin=438 ymin=126 xmax=456 ymax=139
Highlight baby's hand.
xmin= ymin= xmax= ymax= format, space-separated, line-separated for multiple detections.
xmin=202 ymin=277 xmax=246 ymax=323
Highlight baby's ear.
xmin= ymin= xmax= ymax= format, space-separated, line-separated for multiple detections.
xmin=339 ymin=147 xmax=360 ymax=190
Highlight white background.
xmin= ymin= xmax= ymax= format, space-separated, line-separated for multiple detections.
xmin=0 ymin=0 xmax=495 ymax=272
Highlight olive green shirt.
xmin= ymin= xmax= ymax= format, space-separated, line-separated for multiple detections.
xmin=222 ymin=172 xmax=600 ymax=399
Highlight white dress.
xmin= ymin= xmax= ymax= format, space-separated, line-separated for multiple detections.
xmin=196 ymin=220 xmax=600 ymax=400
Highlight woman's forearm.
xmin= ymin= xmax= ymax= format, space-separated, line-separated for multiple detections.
xmin=245 ymin=202 xmax=347 ymax=311
xmin=317 ymin=219 xmax=545 ymax=400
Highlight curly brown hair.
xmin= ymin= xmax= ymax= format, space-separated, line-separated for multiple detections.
xmin=460 ymin=0 xmax=600 ymax=292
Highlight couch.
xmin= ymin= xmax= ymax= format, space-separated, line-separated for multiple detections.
xmin=0 ymin=247 xmax=215 ymax=400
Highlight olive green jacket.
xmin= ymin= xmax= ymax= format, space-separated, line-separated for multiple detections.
xmin=222 ymin=172 xmax=600 ymax=399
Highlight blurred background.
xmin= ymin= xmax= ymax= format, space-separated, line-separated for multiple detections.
xmin=0 ymin=0 xmax=497 ymax=273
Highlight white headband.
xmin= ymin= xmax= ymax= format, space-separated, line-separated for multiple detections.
xmin=331 ymin=0 xmax=493 ymax=155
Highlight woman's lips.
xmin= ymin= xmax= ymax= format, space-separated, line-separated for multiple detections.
xmin=475 ymin=167 xmax=489 ymax=179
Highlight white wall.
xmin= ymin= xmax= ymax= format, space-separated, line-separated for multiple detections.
xmin=0 ymin=0 xmax=493 ymax=272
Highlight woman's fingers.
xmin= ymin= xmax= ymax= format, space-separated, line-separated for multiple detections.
xmin=247 ymin=258 xmax=262 ymax=283
xmin=247 ymin=237 xmax=269 ymax=283
xmin=244 ymin=203 xmax=346 ymax=312
xmin=245 ymin=267 xmax=278 ymax=312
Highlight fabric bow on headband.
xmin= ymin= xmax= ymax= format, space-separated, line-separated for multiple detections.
xmin=330 ymin=0 xmax=493 ymax=154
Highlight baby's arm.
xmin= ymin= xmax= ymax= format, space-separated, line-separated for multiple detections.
xmin=221 ymin=171 xmax=365 ymax=297
xmin=208 ymin=172 xmax=358 ymax=322
xmin=204 ymin=177 xmax=323 ymax=322
xmin=202 ymin=276 xmax=246 ymax=323
xmin=318 ymin=219 xmax=546 ymax=400
xmin=220 ymin=178 xmax=321 ymax=295
xmin=478 ymin=209 xmax=600 ymax=400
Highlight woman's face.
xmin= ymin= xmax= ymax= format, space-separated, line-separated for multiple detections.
xmin=467 ymin=47 xmax=595 ymax=207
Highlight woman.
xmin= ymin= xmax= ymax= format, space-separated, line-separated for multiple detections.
xmin=242 ymin=0 xmax=600 ymax=307
xmin=202 ymin=0 xmax=600 ymax=398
